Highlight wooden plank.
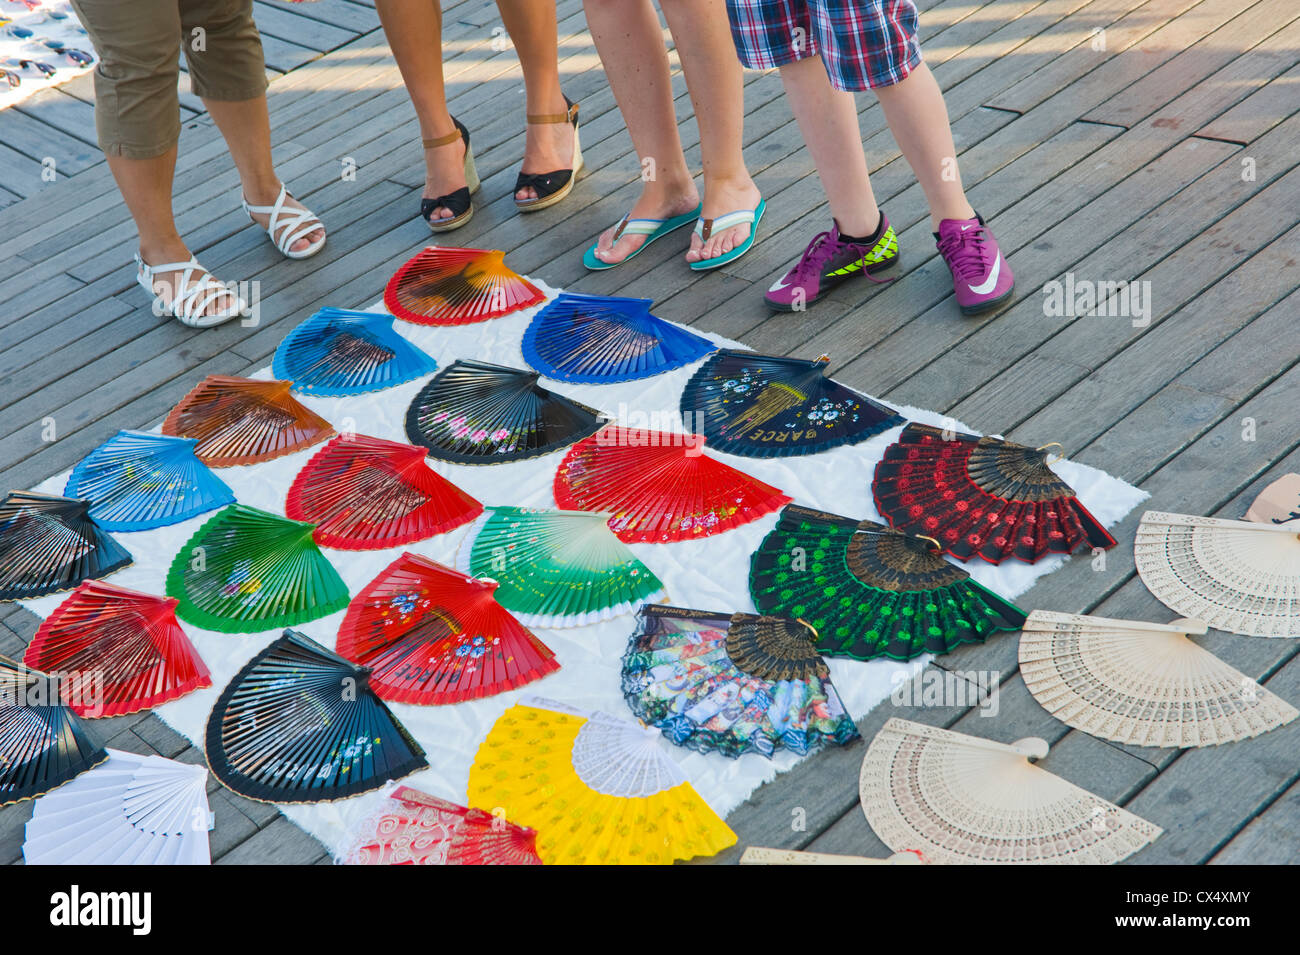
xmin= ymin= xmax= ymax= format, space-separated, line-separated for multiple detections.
xmin=1197 ymin=61 xmax=1300 ymax=143
xmin=1209 ymin=778 xmax=1300 ymax=864
xmin=252 ymin=1 xmax=361 ymax=52
xmin=11 ymin=87 xmax=98 ymax=148
xmin=259 ymin=0 xmax=380 ymax=35
xmin=215 ymin=817 xmax=329 ymax=865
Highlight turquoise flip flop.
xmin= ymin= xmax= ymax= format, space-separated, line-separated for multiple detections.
xmin=687 ymin=198 xmax=766 ymax=271
xmin=582 ymin=204 xmax=702 ymax=270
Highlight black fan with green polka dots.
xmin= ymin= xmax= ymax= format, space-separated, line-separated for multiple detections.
xmin=749 ymin=504 xmax=1026 ymax=661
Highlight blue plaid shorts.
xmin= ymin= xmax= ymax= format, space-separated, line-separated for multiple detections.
xmin=726 ymin=0 xmax=922 ymax=91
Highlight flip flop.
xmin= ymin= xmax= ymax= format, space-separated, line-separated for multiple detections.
xmin=582 ymin=204 xmax=702 ymax=271
xmin=687 ymin=199 xmax=765 ymax=271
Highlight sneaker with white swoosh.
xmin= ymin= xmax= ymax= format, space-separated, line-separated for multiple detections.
xmin=764 ymin=217 xmax=899 ymax=311
xmin=935 ymin=214 xmax=1014 ymax=315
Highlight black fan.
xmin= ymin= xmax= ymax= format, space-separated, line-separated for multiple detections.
xmin=0 ymin=492 xmax=132 ymax=601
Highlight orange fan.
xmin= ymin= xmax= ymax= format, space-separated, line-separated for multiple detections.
xmin=335 ymin=553 xmax=559 ymax=704
xmin=161 ymin=376 xmax=334 ymax=467
xmin=25 ymin=580 xmax=211 ymax=718
xmin=286 ymin=434 xmax=482 ymax=550
xmin=553 ymin=425 xmax=792 ymax=543
xmin=383 ymin=247 xmax=545 ymax=325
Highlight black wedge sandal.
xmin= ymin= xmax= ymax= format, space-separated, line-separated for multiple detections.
xmin=420 ymin=117 xmax=480 ymax=233
xmin=514 ymin=95 xmax=583 ymax=212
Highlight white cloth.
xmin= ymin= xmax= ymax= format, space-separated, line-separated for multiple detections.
xmin=19 ymin=278 xmax=1148 ymax=858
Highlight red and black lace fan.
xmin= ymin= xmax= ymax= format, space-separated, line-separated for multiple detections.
xmin=25 ymin=580 xmax=210 ymax=717
xmin=335 ymin=552 xmax=558 ymax=704
xmin=286 ymin=434 xmax=482 ymax=550
xmin=872 ymin=423 xmax=1116 ymax=564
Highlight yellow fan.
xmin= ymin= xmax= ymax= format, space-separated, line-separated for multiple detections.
xmin=859 ymin=718 xmax=1162 ymax=865
xmin=1020 ymin=610 xmax=1298 ymax=747
xmin=468 ymin=697 xmax=735 ymax=865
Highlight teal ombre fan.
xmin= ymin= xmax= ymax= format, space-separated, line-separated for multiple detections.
xmin=681 ymin=350 xmax=905 ymax=458
xmin=272 ymin=307 xmax=438 ymax=396
xmin=164 ymin=504 xmax=349 ymax=633
xmin=456 ymin=506 xmax=665 ymax=628
xmin=750 ymin=504 xmax=1026 ymax=661
xmin=521 ymin=292 xmax=716 ymax=383
xmin=205 ymin=629 xmax=427 ymax=803
xmin=405 ymin=360 xmax=606 ymax=464
xmin=64 ymin=431 xmax=235 ymax=531
xmin=0 ymin=492 xmax=132 ymax=601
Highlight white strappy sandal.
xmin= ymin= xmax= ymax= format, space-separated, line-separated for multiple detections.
xmin=134 ymin=252 xmax=245 ymax=328
xmin=241 ymin=183 xmax=326 ymax=260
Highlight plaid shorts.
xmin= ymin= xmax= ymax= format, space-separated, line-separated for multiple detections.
xmin=726 ymin=0 xmax=922 ymax=91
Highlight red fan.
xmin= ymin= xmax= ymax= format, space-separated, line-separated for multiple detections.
xmin=286 ymin=434 xmax=482 ymax=550
xmin=336 ymin=552 xmax=559 ymax=704
xmin=383 ymin=247 xmax=545 ymax=326
xmin=161 ymin=376 xmax=335 ymax=467
xmin=553 ymin=425 xmax=791 ymax=543
xmin=341 ymin=785 xmax=542 ymax=865
xmin=25 ymin=580 xmax=211 ymax=718
xmin=872 ymin=423 xmax=1117 ymax=564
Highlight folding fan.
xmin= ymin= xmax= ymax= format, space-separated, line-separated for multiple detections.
xmin=0 ymin=657 xmax=108 ymax=806
xmin=554 ymin=425 xmax=791 ymax=543
xmin=272 ymin=307 xmax=438 ymax=396
xmin=164 ymin=504 xmax=349 ymax=633
xmin=859 ymin=718 xmax=1163 ymax=864
xmin=468 ymin=698 xmax=736 ymax=864
xmin=160 ymin=375 xmax=335 ymax=467
xmin=24 ymin=749 xmax=212 ymax=865
xmin=740 ymin=847 xmax=925 ymax=865
xmin=205 ymin=629 xmax=428 ymax=803
xmin=339 ymin=785 xmax=542 ymax=865
xmin=622 ymin=604 xmax=858 ymax=758
xmin=521 ymin=292 xmax=716 ymax=383
xmin=750 ymin=504 xmax=1026 ymax=661
xmin=1134 ymin=510 xmax=1300 ymax=637
xmin=286 ymin=434 xmax=481 ymax=550
xmin=0 ymin=491 xmax=132 ymax=601
xmin=680 ymin=350 xmax=905 ymax=458
xmin=64 ymin=430 xmax=235 ymax=531
xmin=457 ymin=506 xmax=665 ymax=628
xmin=26 ymin=580 xmax=211 ymax=717
xmin=336 ymin=552 xmax=558 ymax=704
xmin=405 ymin=359 xmax=605 ymax=464
xmin=384 ymin=246 xmax=545 ymax=325
xmin=872 ymin=423 xmax=1116 ymax=564
xmin=1019 ymin=610 xmax=1298 ymax=747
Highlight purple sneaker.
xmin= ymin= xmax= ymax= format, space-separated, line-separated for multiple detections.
xmin=935 ymin=214 xmax=1014 ymax=315
xmin=765 ymin=217 xmax=899 ymax=311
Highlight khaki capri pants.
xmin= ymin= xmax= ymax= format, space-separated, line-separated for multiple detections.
xmin=70 ymin=0 xmax=268 ymax=159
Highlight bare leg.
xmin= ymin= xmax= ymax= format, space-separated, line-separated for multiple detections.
xmin=107 ymin=148 xmax=237 ymax=317
xmin=873 ymin=62 xmax=975 ymax=229
xmin=375 ymin=0 xmax=466 ymax=222
xmin=777 ymin=55 xmax=881 ymax=236
xmin=584 ymin=0 xmax=699 ymax=264
xmin=496 ymin=0 xmax=573 ymax=201
xmin=660 ymin=0 xmax=759 ymax=263
xmin=205 ymin=95 xmax=325 ymax=251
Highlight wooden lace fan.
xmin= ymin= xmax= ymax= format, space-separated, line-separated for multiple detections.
xmin=1134 ymin=510 xmax=1300 ymax=637
xmin=859 ymin=718 xmax=1162 ymax=864
xmin=1020 ymin=610 xmax=1297 ymax=747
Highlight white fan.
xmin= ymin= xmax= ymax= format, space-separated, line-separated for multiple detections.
xmin=1134 ymin=510 xmax=1300 ymax=637
xmin=859 ymin=718 xmax=1162 ymax=865
xmin=740 ymin=847 xmax=924 ymax=865
xmin=1020 ymin=610 xmax=1298 ymax=747
xmin=24 ymin=749 xmax=212 ymax=865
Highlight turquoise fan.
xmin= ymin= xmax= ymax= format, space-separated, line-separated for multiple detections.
xmin=272 ymin=307 xmax=438 ymax=396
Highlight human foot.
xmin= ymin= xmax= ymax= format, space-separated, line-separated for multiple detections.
xmin=420 ymin=119 xmax=472 ymax=225
xmin=934 ymin=213 xmax=1014 ymax=315
xmin=516 ymin=92 xmax=579 ymax=204
xmin=242 ymin=181 xmax=325 ymax=256
xmin=135 ymin=244 xmax=243 ymax=327
xmin=590 ymin=187 xmax=701 ymax=266
xmin=686 ymin=178 xmax=762 ymax=264
xmin=764 ymin=217 xmax=899 ymax=311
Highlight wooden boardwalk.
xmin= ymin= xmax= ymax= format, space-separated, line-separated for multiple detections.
xmin=1 ymin=0 xmax=1298 ymax=865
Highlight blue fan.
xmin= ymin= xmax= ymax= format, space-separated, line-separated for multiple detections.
xmin=64 ymin=431 xmax=235 ymax=532
xmin=272 ymin=307 xmax=438 ymax=396
xmin=522 ymin=292 xmax=716 ymax=383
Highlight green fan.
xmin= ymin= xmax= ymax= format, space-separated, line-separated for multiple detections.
xmin=456 ymin=506 xmax=665 ymax=628
xmin=165 ymin=504 xmax=350 ymax=634
xmin=750 ymin=504 xmax=1026 ymax=661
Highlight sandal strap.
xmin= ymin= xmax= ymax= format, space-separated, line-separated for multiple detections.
xmin=242 ymin=183 xmax=323 ymax=255
xmin=135 ymin=253 xmax=237 ymax=322
xmin=422 ymin=128 xmax=463 ymax=149
xmin=421 ymin=187 xmax=472 ymax=223
xmin=612 ymin=216 xmax=672 ymax=242
xmin=514 ymin=169 xmax=572 ymax=194
xmin=526 ymin=96 xmax=578 ymax=126
xmin=694 ymin=208 xmax=757 ymax=242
